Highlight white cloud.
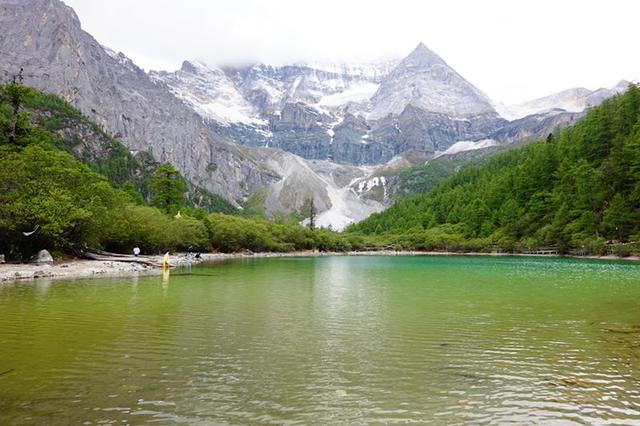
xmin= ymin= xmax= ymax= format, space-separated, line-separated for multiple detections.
xmin=64 ymin=0 xmax=640 ymax=104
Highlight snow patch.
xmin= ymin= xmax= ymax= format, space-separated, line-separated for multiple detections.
xmin=293 ymin=60 xmax=399 ymax=81
xmin=153 ymin=60 xmax=265 ymax=126
xmin=313 ymin=180 xmax=384 ymax=231
xmin=435 ymin=139 xmax=497 ymax=158
xmin=317 ymin=82 xmax=380 ymax=107
xmin=357 ymin=176 xmax=386 ymax=194
xmin=326 ymin=117 xmax=343 ymax=145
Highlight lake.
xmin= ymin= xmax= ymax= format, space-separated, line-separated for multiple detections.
xmin=1 ymin=256 xmax=639 ymax=424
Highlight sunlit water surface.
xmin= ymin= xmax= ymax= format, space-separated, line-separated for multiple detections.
xmin=1 ymin=256 xmax=639 ymax=424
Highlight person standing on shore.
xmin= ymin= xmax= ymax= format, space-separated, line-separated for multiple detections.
xmin=163 ymin=249 xmax=170 ymax=270
xmin=133 ymin=247 xmax=140 ymax=257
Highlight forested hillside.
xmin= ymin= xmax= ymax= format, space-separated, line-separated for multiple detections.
xmin=15 ymin=85 xmax=237 ymax=214
xmin=0 ymin=83 xmax=362 ymax=259
xmin=350 ymin=85 xmax=640 ymax=255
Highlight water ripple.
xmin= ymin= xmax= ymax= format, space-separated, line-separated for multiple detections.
xmin=0 ymin=256 xmax=639 ymax=424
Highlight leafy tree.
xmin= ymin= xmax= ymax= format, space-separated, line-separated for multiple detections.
xmin=0 ymin=83 xmax=32 ymax=147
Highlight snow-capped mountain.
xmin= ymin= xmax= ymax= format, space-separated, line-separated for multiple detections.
xmin=154 ymin=60 xmax=396 ymax=124
xmin=153 ymin=59 xmax=401 ymax=164
xmin=157 ymin=42 xmax=624 ymax=169
xmin=154 ymin=43 xmax=631 ymax=166
xmin=229 ymin=61 xmax=396 ymax=115
xmin=495 ymin=80 xmax=630 ymax=120
xmin=153 ymin=43 xmax=513 ymax=165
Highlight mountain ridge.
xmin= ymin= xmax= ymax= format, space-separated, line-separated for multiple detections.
xmin=156 ymin=41 xmax=620 ymax=168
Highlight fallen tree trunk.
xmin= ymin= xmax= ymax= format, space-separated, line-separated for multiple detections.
xmin=81 ymin=250 xmax=162 ymax=267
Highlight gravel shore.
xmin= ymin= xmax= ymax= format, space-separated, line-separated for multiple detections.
xmin=1 ymin=251 xmax=638 ymax=283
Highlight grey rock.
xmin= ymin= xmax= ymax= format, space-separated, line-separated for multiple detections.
xmin=33 ymin=249 xmax=53 ymax=266
xmin=331 ymin=114 xmax=391 ymax=165
xmin=33 ymin=270 xmax=52 ymax=278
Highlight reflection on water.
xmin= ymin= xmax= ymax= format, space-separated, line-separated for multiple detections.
xmin=0 ymin=256 xmax=639 ymax=424
xmin=162 ymin=267 xmax=170 ymax=290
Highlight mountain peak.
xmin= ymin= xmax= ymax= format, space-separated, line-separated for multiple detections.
xmin=401 ymin=42 xmax=446 ymax=68
xmin=368 ymin=42 xmax=495 ymax=120
xmin=180 ymin=60 xmax=198 ymax=74
xmin=180 ymin=59 xmax=214 ymax=74
xmin=413 ymin=42 xmax=431 ymax=53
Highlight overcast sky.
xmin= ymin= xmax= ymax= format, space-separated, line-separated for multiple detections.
xmin=63 ymin=0 xmax=640 ymax=104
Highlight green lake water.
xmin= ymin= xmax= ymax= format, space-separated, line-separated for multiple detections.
xmin=1 ymin=255 xmax=639 ymax=425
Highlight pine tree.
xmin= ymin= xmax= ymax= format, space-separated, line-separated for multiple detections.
xmin=150 ymin=163 xmax=186 ymax=214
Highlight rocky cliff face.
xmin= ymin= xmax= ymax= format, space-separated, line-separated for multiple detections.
xmin=491 ymin=110 xmax=584 ymax=145
xmin=0 ymin=0 xmax=279 ymax=206
xmin=149 ymin=60 xmax=265 ymax=127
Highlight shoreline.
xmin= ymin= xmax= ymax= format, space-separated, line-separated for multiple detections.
xmin=1 ymin=250 xmax=639 ymax=284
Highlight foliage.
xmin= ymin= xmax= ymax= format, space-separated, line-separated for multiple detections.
xmin=0 ymin=144 xmax=117 ymax=257
xmin=185 ymin=184 xmax=238 ymax=215
xmin=206 ymin=214 xmax=358 ymax=253
xmin=397 ymin=158 xmax=461 ymax=195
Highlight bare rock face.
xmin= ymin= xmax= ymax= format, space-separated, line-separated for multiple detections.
xmin=0 ymin=0 xmax=275 ymax=204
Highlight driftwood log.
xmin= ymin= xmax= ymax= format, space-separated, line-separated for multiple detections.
xmin=81 ymin=249 xmax=163 ymax=267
